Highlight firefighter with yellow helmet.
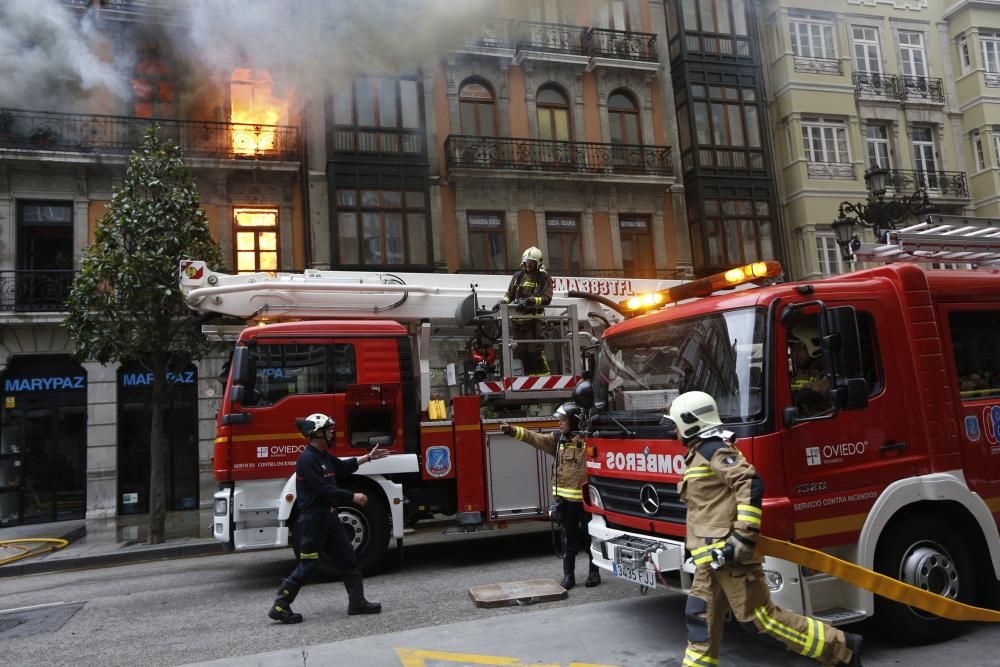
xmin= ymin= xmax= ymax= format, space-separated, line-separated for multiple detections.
xmin=667 ymin=391 xmax=862 ymax=667
xmin=500 ymin=246 xmax=552 ymax=375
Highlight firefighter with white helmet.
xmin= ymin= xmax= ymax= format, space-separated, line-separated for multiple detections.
xmin=667 ymin=391 xmax=862 ymax=667
xmin=499 ymin=246 xmax=553 ymax=375
xmin=267 ymin=412 xmax=388 ymax=624
xmin=500 ymin=402 xmax=600 ymax=590
xmin=789 ymin=320 xmax=832 ymax=416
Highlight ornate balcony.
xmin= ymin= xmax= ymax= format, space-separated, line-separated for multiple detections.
xmin=515 ymin=21 xmax=589 ymax=65
xmin=0 ymin=109 xmax=299 ymax=162
xmin=445 ymin=135 xmax=673 ymax=178
xmin=853 ymin=72 xmax=898 ymax=99
xmin=899 ymin=76 xmax=945 ymax=103
xmin=583 ymin=28 xmax=658 ymax=71
xmin=0 ymin=270 xmax=76 ymax=312
xmin=454 ymin=17 xmax=516 ymax=58
xmin=807 ymin=162 xmax=855 ymax=180
xmin=794 ymin=57 xmax=841 ymax=75
xmin=885 ymin=169 xmax=968 ymax=199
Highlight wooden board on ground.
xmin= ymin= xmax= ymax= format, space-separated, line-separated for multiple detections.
xmin=468 ymin=579 xmax=568 ymax=608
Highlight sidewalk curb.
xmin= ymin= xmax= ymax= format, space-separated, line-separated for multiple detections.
xmin=0 ymin=541 xmax=227 ymax=578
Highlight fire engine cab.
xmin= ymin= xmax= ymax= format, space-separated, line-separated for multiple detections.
xmin=581 ymin=218 xmax=1000 ymax=643
xmin=179 ymin=261 xmax=682 ymax=573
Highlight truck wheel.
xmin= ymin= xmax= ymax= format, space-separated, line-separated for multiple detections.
xmin=874 ymin=520 xmax=974 ymax=644
xmin=337 ymin=484 xmax=390 ymax=576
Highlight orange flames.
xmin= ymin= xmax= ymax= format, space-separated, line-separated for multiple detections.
xmin=230 ymin=69 xmax=288 ymax=156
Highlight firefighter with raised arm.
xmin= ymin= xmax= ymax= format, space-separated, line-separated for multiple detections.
xmin=500 ymin=246 xmax=552 ymax=376
xmin=500 ymin=403 xmax=600 ymax=590
xmin=267 ymin=413 xmax=388 ymax=624
xmin=667 ymin=391 xmax=863 ymax=667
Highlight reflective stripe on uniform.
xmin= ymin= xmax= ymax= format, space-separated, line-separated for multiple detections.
xmin=753 ymin=605 xmax=824 ymax=657
xmin=691 ymin=541 xmax=725 ymax=566
xmin=682 ymin=649 xmax=719 ymax=667
xmin=737 ymin=503 xmax=762 ymax=526
xmin=299 ymin=552 xmax=319 ymax=560
xmin=683 ymin=466 xmax=715 ymax=480
xmin=553 ymin=486 xmax=583 ymax=500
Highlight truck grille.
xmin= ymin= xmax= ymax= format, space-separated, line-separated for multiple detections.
xmin=589 ymin=476 xmax=686 ymax=524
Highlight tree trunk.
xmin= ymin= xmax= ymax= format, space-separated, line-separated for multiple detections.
xmin=148 ymin=352 xmax=168 ymax=544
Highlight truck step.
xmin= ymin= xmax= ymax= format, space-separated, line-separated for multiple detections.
xmin=442 ymin=524 xmax=498 ymax=535
xmin=812 ymin=607 xmax=867 ymax=626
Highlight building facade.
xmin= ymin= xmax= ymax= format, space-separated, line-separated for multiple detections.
xmin=0 ymin=0 xmax=691 ymax=527
xmin=759 ymin=0 xmax=983 ymax=278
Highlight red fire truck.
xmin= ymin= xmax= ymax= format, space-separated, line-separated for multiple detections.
xmin=179 ymin=261 xmax=682 ymax=573
xmin=579 ymin=220 xmax=1000 ymax=642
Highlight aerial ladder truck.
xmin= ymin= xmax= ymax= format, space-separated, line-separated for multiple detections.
xmin=179 ymin=261 xmax=684 ymax=572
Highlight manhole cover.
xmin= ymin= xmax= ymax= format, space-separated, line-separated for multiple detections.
xmin=0 ymin=602 xmax=85 ymax=640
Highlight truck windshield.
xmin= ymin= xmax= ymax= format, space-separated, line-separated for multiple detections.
xmin=592 ymin=307 xmax=765 ymax=426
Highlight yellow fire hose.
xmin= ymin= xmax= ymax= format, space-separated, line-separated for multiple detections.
xmin=0 ymin=538 xmax=70 ymax=566
xmin=757 ymin=535 xmax=1000 ymax=622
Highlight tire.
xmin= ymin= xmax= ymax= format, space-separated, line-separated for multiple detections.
xmin=874 ymin=520 xmax=975 ymax=644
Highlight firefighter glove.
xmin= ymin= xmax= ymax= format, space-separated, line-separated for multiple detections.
xmin=500 ymin=423 xmax=514 ymax=436
xmin=724 ymin=531 xmax=757 ymax=564
xmin=513 ymin=298 xmax=528 ymax=309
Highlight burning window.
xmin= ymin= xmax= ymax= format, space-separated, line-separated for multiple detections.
xmin=132 ymin=46 xmax=175 ymax=119
xmin=230 ymin=69 xmax=289 ymax=156
xmin=234 ymin=207 xmax=279 ymax=273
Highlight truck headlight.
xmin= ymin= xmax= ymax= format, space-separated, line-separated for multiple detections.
xmin=214 ymin=497 xmax=228 ymax=516
xmin=763 ymin=568 xmax=783 ymax=592
xmin=588 ymin=484 xmax=604 ymax=510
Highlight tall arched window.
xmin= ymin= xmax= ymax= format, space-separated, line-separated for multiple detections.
xmin=459 ymin=80 xmax=497 ymax=137
xmin=536 ymin=86 xmax=571 ymax=141
xmin=608 ymin=91 xmax=640 ymax=145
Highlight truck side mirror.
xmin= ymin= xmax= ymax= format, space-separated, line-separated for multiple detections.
xmin=823 ymin=306 xmax=863 ymax=379
xmin=574 ymin=379 xmax=594 ymax=409
xmin=229 ymin=384 xmax=245 ymax=407
xmin=231 ymin=346 xmax=251 ymax=385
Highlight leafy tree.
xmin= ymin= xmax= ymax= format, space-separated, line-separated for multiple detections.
xmin=66 ymin=125 xmax=224 ymax=544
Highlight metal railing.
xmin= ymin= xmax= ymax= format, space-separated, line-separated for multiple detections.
xmin=333 ymin=126 xmax=422 ymax=155
xmin=794 ymin=57 xmax=841 ymax=75
xmin=852 ymin=72 xmax=944 ymax=102
xmin=445 ymin=135 xmax=672 ymax=176
xmin=0 ymin=270 xmax=76 ymax=312
xmin=516 ymin=21 xmax=587 ymax=54
xmin=457 ymin=17 xmax=515 ymax=51
xmin=899 ymin=75 xmax=945 ymax=102
xmin=583 ymin=28 xmax=657 ymax=62
xmin=0 ymin=108 xmax=299 ymax=161
xmin=885 ymin=169 xmax=969 ymax=198
xmin=454 ymin=268 xmax=686 ymax=279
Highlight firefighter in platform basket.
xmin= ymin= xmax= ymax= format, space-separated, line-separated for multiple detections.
xmin=501 ymin=402 xmax=600 ymax=590
xmin=267 ymin=413 xmax=387 ymax=624
xmin=666 ymin=391 xmax=863 ymax=667
xmin=499 ymin=246 xmax=553 ymax=376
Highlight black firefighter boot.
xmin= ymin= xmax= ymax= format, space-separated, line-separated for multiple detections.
xmin=268 ymin=579 xmax=303 ymax=624
xmin=584 ymin=562 xmax=601 ymax=588
xmin=344 ymin=574 xmax=382 ymax=615
xmin=560 ymin=554 xmax=576 ymax=590
xmin=837 ymin=632 xmax=864 ymax=667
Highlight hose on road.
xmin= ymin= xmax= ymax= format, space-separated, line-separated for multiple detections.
xmin=0 ymin=538 xmax=70 ymax=566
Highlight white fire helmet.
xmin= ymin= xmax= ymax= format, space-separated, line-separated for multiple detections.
xmin=553 ymin=401 xmax=583 ymax=432
xmin=521 ymin=246 xmax=543 ymax=269
xmin=296 ymin=413 xmax=335 ymax=438
xmin=791 ymin=323 xmax=822 ymax=358
xmin=667 ymin=391 xmax=722 ymax=444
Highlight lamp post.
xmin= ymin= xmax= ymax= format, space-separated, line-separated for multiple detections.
xmin=831 ymin=166 xmax=935 ymax=262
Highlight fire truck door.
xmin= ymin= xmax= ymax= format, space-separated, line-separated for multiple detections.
xmin=778 ymin=300 xmax=914 ymax=542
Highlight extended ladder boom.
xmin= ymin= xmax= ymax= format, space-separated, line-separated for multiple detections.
xmin=854 ymin=214 xmax=1000 ymax=266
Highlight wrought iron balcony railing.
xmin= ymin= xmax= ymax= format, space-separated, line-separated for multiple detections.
xmin=899 ymin=75 xmax=945 ymax=103
xmin=885 ymin=169 xmax=969 ymax=198
xmin=0 ymin=270 xmax=76 ymax=312
xmin=457 ymin=17 xmax=516 ymax=51
xmin=516 ymin=21 xmax=587 ymax=55
xmin=583 ymin=28 xmax=657 ymax=62
xmin=445 ymin=135 xmax=673 ymax=177
xmin=0 ymin=109 xmax=299 ymax=161
xmin=853 ymin=71 xmax=898 ymax=98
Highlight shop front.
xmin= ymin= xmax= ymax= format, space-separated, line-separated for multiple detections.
xmin=0 ymin=355 xmax=87 ymax=526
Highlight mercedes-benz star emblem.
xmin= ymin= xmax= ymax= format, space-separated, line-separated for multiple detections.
xmin=639 ymin=484 xmax=659 ymax=516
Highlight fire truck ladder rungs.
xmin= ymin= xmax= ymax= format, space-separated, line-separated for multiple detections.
xmin=854 ymin=214 xmax=1000 ymax=266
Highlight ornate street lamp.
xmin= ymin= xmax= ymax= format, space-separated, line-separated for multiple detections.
xmin=831 ymin=167 xmax=935 ymax=262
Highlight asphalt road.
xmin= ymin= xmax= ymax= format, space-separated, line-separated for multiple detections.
xmin=3 ymin=523 xmax=1000 ymax=666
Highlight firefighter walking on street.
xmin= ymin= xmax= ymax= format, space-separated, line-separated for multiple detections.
xmin=500 ymin=246 xmax=553 ymax=376
xmin=667 ymin=391 xmax=862 ymax=667
xmin=267 ymin=413 xmax=387 ymax=624
xmin=501 ymin=402 xmax=600 ymax=590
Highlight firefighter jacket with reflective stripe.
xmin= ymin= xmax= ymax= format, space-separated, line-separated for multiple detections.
xmin=295 ymin=443 xmax=360 ymax=512
xmin=502 ymin=268 xmax=553 ymax=315
xmin=512 ymin=426 xmax=586 ymax=501
xmin=677 ymin=435 xmax=764 ymax=559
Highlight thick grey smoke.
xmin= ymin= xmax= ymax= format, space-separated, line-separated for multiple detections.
xmin=0 ymin=0 xmax=131 ymax=110
xmin=0 ymin=0 xmax=503 ymax=114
